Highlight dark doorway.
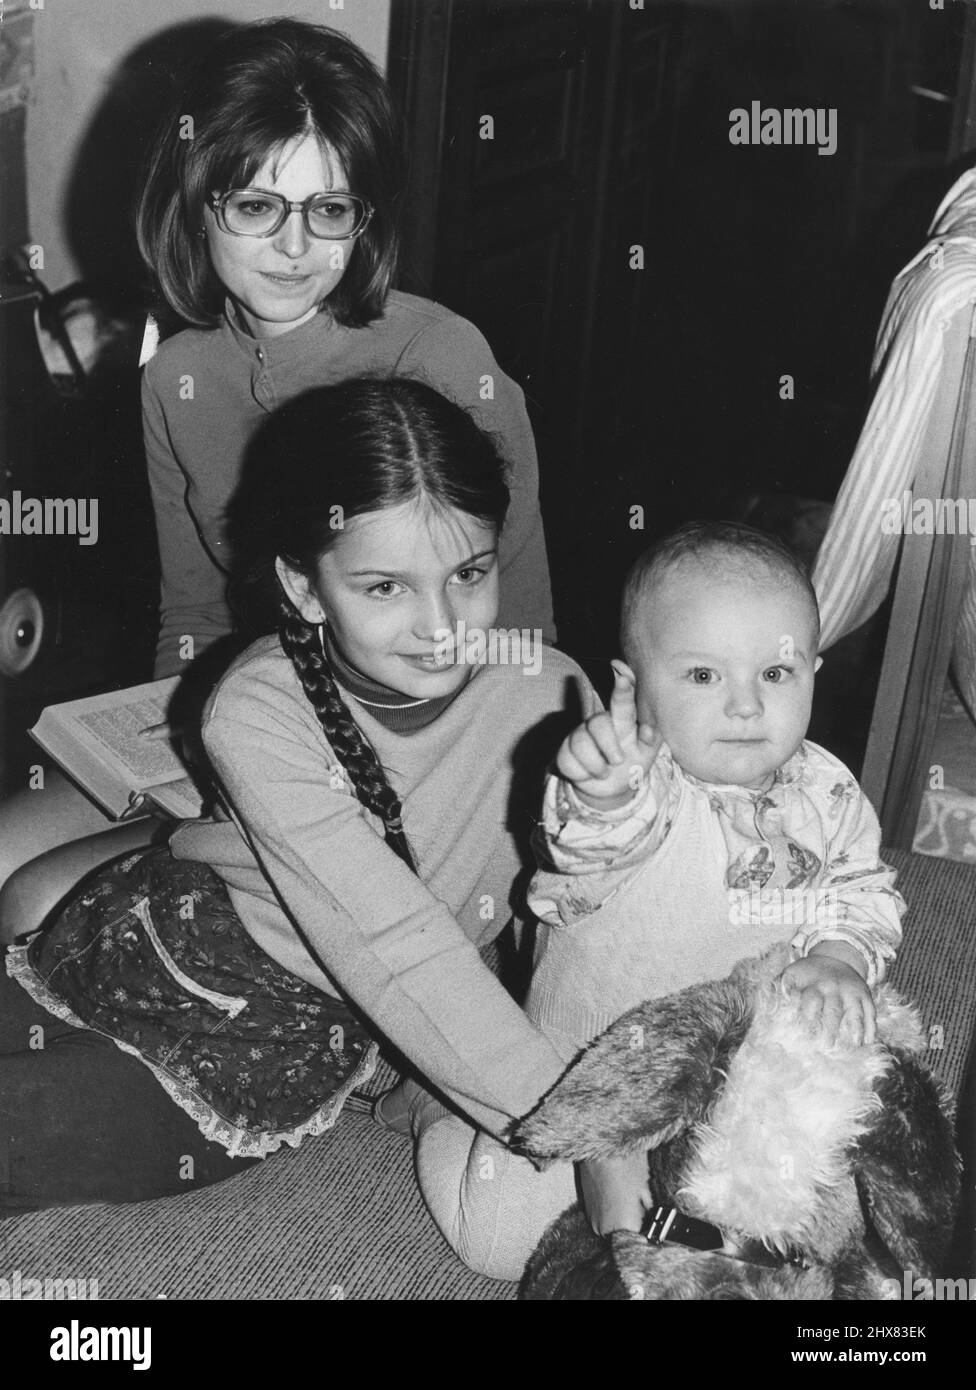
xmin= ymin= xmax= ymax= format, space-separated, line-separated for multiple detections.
xmin=388 ymin=0 xmax=973 ymax=698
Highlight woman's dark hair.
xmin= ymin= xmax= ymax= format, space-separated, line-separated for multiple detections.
xmin=231 ymin=376 xmax=510 ymax=870
xmin=621 ymin=519 xmax=821 ymax=662
xmin=136 ymin=18 xmax=402 ymax=328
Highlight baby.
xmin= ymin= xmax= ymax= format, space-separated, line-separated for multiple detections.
xmin=526 ymin=521 xmax=905 ymax=1233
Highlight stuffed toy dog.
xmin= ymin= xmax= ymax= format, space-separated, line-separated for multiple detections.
xmin=514 ymin=944 xmax=960 ymax=1300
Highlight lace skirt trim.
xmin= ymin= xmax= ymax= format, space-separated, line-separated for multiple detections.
xmin=6 ymin=943 xmax=377 ymax=1160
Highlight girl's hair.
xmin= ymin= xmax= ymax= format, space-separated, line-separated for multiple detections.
xmin=621 ymin=519 xmax=821 ymax=661
xmin=136 ymin=18 xmax=402 ymax=329
xmin=231 ymin=376 xmax=511 ymax=870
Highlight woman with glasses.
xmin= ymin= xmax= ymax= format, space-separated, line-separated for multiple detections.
xmin=137 ymin=16 xmax=555 ymax=680
xmin=0 ymin=18 xmax=555 ymax=919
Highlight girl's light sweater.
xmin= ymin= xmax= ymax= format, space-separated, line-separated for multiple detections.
xmin=171 ymin=635 xmax=598 ymax=1139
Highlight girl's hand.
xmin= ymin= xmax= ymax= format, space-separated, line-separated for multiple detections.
xmin=577 ymin=1150 xmax=653 ymax=1236
xmin=140 ymin=721 xmax=204 ymax=779
xmin=556 ymin=661 xmax=661 ymax=809
xmin=139 ymin=722 xmax=174 ymax=742
xmin=779 ymin=954 xmax=876 ymax=1047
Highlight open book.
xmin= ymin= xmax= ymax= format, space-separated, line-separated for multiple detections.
xmin=30 ymin=677 xmax=204 ymax=821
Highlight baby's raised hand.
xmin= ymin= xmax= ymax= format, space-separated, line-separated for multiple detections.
xmin=556 ymin=661 xmax=661 ymax=808
xmin=779 ymin=954 xmax=877 ymax=1047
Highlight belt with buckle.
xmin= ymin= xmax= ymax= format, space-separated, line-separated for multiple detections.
xmin=642 ymin=1205 xmax=808 ymax=1270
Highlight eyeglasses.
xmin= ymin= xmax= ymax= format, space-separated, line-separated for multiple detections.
xmin=207 ymin=189 xmax=374 ymax=240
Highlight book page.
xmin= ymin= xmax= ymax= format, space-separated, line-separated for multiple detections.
xmin=30 ymin=677 xmax=188 ymax=819
xmin=75 ymin=699 xmax=185 ymax=785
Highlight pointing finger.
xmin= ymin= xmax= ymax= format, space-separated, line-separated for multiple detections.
xmin=608 ymin=660 xmax=639 ymax=741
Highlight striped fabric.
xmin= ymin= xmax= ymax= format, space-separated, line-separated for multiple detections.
xmin=812 ymin=168 xmax=976 ymax=718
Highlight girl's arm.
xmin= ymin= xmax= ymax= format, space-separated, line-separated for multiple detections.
xmin=398 ymin=316 xmax=556 ymax=642
xmin=201 ymin=687 xmax=569 ymax=1141
xmin=142 ymin=370 xmax=235 ymax=679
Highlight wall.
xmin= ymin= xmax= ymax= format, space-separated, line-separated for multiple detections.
xmin=24 ymin=0 xmax=391 ymax=292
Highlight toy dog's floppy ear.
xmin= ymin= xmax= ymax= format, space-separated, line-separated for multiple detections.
xmin=854 ymin=1052 xmax=961 ymax=1280
xmin=512 ymin=976 xmax=753 ymax=1166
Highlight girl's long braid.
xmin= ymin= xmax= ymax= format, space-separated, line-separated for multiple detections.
xmin=278 ymin=597 xmax=417 ymax=873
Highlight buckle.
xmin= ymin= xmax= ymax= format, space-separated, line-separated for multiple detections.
xmin=643 ymin=1205 xmax=725 ymax=1252
xmin=643 ymin=1205 xmax=809 ymax=1270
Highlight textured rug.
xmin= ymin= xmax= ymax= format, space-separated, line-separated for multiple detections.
xmin=0 ymin=1108 xmax=514 ymax=1300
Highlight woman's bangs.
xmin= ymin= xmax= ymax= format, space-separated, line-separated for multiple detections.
xmin=204 ymin=130 xmax=350 ymax=198
xmin=266 ymin=127 xmax=347 ymax=187
xmin=205 ymin=112 xmax=309 ymax=194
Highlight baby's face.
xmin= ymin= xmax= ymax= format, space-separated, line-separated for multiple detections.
xmin=630 ymin=565 xmax=821 ymax=790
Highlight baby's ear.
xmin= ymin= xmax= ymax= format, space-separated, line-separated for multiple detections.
xmin=512 ymin=977 xmax=754 ymax=1166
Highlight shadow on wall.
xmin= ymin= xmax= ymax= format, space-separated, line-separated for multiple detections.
xmin=0 ymin=21 xmax=251 ymax=788
xmin=62 ymin=17 xmax=239 ymax=308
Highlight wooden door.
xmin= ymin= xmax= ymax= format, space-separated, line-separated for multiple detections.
xmin=389 ymin=0 xmax=674 ymax=660
xmin=391 ymin=0 xmax=973 ymax=678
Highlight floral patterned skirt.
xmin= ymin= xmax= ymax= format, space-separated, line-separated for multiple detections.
xmin=5 ymin=846 xmax=376 ymax=1158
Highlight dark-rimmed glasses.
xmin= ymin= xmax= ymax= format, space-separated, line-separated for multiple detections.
xmin=207 ymin=189 xmax=374 ymax=240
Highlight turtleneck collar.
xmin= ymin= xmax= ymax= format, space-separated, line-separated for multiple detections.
xmin=324 ymin=629 xmax=474 ymax=735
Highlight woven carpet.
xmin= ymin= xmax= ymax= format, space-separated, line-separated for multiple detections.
xmin=883 ymin=848 xmax=976 ymax=1102
xmin=1 ymin=849 xmax=973 ymax=1299
xmin=0 ymin=1109 xmax=514 ymax=1300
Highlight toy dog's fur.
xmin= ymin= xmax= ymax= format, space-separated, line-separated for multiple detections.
xmin=515 ymin=944 xmax=960 ymax=1299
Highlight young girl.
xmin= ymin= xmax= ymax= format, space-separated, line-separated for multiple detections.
xmin=0 ymin=17 xmax=554 ymax=906
xmin=0 ymin=379 xmax=587 ymax=1231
